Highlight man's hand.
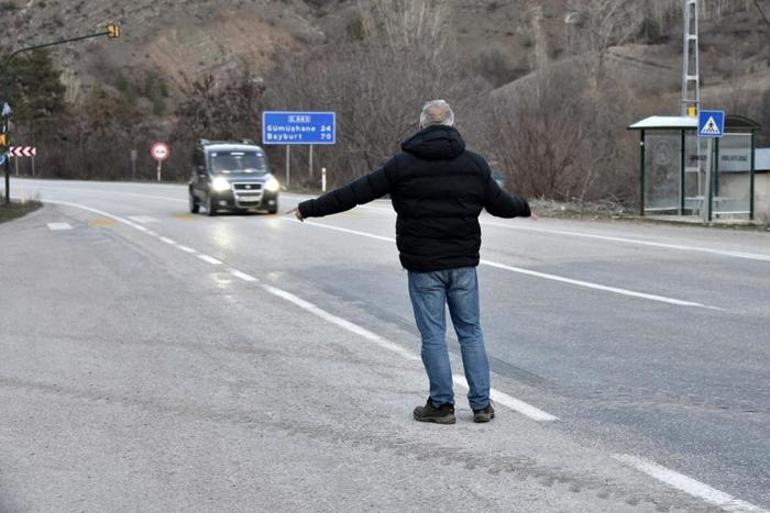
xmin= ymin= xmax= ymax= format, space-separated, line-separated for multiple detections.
xmin=287 ymin=207 xmax=304 ymax=222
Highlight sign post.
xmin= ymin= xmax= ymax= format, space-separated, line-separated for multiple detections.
xmin=130 ymin=149 xmax=138 ymax=180
xmin=285 ymin=146 xmax=291 ymax=187
xmin=2 ymin=102 xmax=11 ymax=205
xmin=698 ymin=110 xmax=725 ymax=223
xmin=8 ymin=146 xmax=37 ymax=177
xmin=150 ymin=142 xmax=170 ymax=182
xmin=309 ymin=145 xmax=314 ymax=179
xmin=262 ymin=111 xmax=336 ymax=189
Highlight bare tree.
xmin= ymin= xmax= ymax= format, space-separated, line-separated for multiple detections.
xmin=567 ymin=0 xmax=644 ymax=83
xmin=264 ymin=0 xmax=488 ymax=187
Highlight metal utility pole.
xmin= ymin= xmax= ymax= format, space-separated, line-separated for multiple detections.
xmin=681 ymin=0 xmax=706 ymax=216
xmin=681 ymin=0 xmax=700 ymax=117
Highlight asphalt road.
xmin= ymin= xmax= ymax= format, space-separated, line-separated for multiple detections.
xmin=1 ymin=178 xmax=769 ymax=512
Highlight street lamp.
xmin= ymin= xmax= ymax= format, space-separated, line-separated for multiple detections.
xmin=2 ymin=24 xmax=121 ymax=205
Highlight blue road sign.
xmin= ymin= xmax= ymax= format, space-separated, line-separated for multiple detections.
xmin=262 ymin=111 xmax=336 ymax=145
xmin=698 ymin=110 xmax=725 ymax=138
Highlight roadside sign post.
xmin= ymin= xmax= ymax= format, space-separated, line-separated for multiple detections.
xmin=309 ymin=145 xmax=314 ymax=179
xmin=321 ymin=167 xmax=327 ymax=192
xmin=698 ymin=110 xmax=725 ymax=223
xmin=262 ymin=111 xmax=336 ymax=189
xmin=130 ymin=149 xmax=138 ymax=180
xmin=8 ymin=147 xmax=37 ymax=178
xmin=2 ymin=102 xmax=11 ymax=205
xmin=150 ymin=142 xmax=170 ymax=182
xmin=285 ymin=146 xmax=291 ymax=187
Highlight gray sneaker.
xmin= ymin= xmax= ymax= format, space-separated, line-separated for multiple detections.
xmin=473 ymin=403 xmax=495 ymax=423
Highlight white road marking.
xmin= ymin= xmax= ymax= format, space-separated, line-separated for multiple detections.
xmin=452 ymin=375 xmax=559 ymax=422
xmin=146 ymin=230 xmax=159 ymax=237
xmin=351 ymin=203 xmax=770 ymax=264
xmin=480 ymin=221 xmax=770 ymax=264
xmin=281 ymin=218 xmax=720 ymax=310
xmin=197 ymin=254 xmax=222 ymax=265
xmin=613 ymin=455 xmax=769 ymax=513
xmin=263 ymin=283 xmax=558 ymax=422
xmin=177 ymin=245 xmax=197 ymax=254
xmin=47 ymin=222 xmax=72 ymax=231
xmin=159 ymin=236 xmax=177 ymax=245
xmin=229 ymin=269 xmax=258 ymax=282
xmin=480 ymin=259 xmax=719 ymax=310
xmin=128 ymin=215 xmax=160 ymax=224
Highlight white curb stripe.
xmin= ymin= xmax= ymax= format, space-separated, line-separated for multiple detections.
xmin=613 ymin=455 xmax=769 ymax=513
xmin=263 ymin=284 xmax=558 ymax=422
xmin=281 ymin=218 xmax=721 ymax=310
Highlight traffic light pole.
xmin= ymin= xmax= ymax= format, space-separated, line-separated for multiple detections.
xmin=2 ymin=27 xmax=119 ymax=205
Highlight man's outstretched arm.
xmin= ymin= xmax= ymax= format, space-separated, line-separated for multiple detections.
xmin=484 ymin=176 xmax=531 ymax=218
xmin=480 ymin=159 xmax=531 ymax=219
xmin=290 ymin=158 xmax=395 ymax=221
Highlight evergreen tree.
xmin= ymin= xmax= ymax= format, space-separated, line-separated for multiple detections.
xmin=2 ymin=48 xmax=67 ymax=131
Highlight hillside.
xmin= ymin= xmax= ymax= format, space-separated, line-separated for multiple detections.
xmin=1 ymin=0 xmax=769 ymax=205
xmin=1 ymin=0 xmax=768 ymax=113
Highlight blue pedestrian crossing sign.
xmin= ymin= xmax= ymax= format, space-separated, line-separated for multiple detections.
xmin=698 ymin=110 xmax=725 ymax=138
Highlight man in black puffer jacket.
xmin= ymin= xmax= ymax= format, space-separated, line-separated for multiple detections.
xmin=290 ymin=100 xmax=532 ymax=424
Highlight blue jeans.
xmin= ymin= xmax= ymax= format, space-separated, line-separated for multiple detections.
xmin=408 ymin=267 xmax=490 ymax=411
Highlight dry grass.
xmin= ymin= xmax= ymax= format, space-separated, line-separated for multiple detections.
xmin=0 ymin=200 xmax=41 ymax=224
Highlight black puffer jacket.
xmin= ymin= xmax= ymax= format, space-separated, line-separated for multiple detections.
xmin=298 ymin=125 xmax=531 ymax=272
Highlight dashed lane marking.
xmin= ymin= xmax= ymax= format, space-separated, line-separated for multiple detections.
xmin=177 ymin=245 xmax=197 ymax=254
xmin=197 ymin=254 xmax=223 ymax=265
xmin=229 ymin=269 xmax=257 ymax=282
xmin=128 ymin=215 xmax=160 ymax=224
xmin=159 ymin=236 xmax=177 ymax=245
xmin=47 ymin=222 xmax=72 ymax=231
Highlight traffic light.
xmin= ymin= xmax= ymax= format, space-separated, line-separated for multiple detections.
xmin=0 ymin=133 xmax=6 ymax=148
xmin=107 ymin=23 xmax=120 ymax=39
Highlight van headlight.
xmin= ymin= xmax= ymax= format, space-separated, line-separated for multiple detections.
xmin=264 ymin=177 xmax=280 ymax=192
xmin=211 ymin=176 xmax=230 ymax=192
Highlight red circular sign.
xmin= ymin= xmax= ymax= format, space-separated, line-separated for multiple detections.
xmin=151 ymin=142 xmax=170 ymax=162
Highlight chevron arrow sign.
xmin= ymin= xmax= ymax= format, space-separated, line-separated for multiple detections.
xmin=9 ymin=146 xmax=37 ymax=157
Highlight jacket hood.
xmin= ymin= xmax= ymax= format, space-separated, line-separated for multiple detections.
xmin=401 ymin=125 xmax=466 ymax=161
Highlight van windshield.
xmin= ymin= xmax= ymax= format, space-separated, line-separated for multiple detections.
xmin=209 ymin=151 xmax=267 ymax=176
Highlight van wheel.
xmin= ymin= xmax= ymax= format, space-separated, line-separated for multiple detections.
xmin=189 ymin=192 xmax=200 ymax=214
xmin=206 ymin=195 xmax=217 ymax=217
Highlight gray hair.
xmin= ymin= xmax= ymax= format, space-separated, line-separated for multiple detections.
xmin=419 ymin=99 xmax=455 ymax=129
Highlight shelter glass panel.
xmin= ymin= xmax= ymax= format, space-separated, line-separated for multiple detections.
xmin=644 ymin=131 xmax=681 ymax=212
xmin=715 ymin=133 xmax=752 ymax=215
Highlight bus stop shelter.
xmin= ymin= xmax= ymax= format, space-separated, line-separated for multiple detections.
xmin=628 ymin=115 xmax=761 ymax=220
